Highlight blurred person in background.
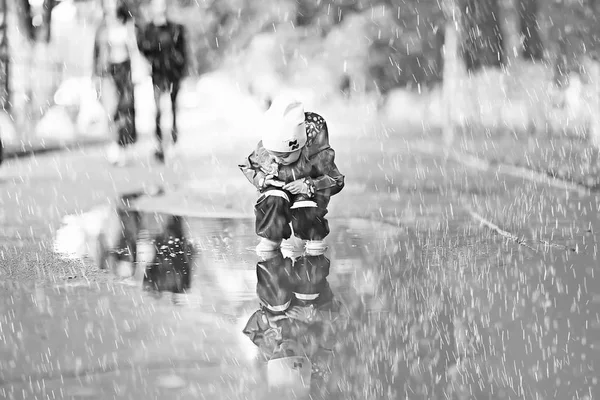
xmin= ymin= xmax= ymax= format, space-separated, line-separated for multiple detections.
xmin=93 ymin=0 xmax=139 ymax=166
xmin=137 ymin=0 xmax=187 ymax=163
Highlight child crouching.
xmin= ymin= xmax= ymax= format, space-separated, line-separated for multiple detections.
xmin=239 ymin=97 xmax=345 ymax=254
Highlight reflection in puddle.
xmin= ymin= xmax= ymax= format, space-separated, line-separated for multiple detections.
xmin=243 ymin=248 xmax=341 ymax=394
xmin=139 ymin=215 xmax=194 ymax=295
xmin=41 ymin=194 xmax=402 ymax=398
xmin=52 ymin=196 xmax=394 ymax=314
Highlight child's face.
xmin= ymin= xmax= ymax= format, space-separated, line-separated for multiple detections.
xmin=268 ymin=149 xmax=301 ymax=166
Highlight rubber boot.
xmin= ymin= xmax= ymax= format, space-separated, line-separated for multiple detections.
xmin=305 ymin=240 xmax=328 ymax=256
xmin=281 ymin=236 xmax=306 ymax=259
xmin=255 ymin=238 xmax=282 ymax=257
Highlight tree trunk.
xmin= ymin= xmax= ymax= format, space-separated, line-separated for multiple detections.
xmin=15 ymin=0 xmax=34 ymax=41
xmin=295 ymin=0 xmax=320 ymax=27
xmin=41 ymin=0 xmax=56 ymax=43
xmin=441 ymin=0 xmax=462 ymax=146
xmin=589 ymin=59 xmax=600 ymax=148
xmin=461 ymin=0 xmax=504 ymax=71
xmin=518 ymin=0 xmax=543 ymax=61
xmin=553 ymin=29 xmax=570 ymax=87
xmin=433 ymin=24 xmax=446 ymax=82
xmin=0 ymin=0 xmax=9 ymax=112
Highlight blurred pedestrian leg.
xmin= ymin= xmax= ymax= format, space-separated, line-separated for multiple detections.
xmin=137 ymin=0 xmax=188 ymax=163
xmin=109 ymin=59 xmax=137 ymax=165
xmin=93 ymin=0 xmax=139 ymax=167
xmin=152 ymin=82 xmax=180 ymax=163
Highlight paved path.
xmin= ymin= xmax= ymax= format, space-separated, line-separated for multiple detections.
xmin=0 ymin=78 xmax=598 ymax=398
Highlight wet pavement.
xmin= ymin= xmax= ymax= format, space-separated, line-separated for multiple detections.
xmin=1 ymin=148 xmax=600 ymax=399
xmin=456 ymin=175 xmax=600 ymax=400
xmin=0 ymin=109 xmax=599 ymax=399
xmin=1 ymin=213 xmax=406 ymax=399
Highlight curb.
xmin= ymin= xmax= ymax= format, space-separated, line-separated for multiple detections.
xmin=2 ymin=138 xmax=111 ymax=162
xmin=410 ymin=140 xmax=593 ymax=195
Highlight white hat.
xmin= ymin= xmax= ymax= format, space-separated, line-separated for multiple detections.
xmin=267 ymin=356 xmax=311 ymax=393
xmin=262 ymin=96 xmax=307 ymax=153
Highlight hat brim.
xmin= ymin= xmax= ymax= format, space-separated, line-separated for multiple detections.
xmin=262 ymin=121 xmax=307 ymax=153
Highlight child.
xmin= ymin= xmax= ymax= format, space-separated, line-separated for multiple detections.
xmin=239 ymin=97 xmax=345 ymax=254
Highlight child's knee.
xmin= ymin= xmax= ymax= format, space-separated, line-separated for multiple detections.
xmin=291 ymin=207 xmax=329 ymax=241
xmin=255 ymin=191 xmax=291 ymax=218
xmin=255 ymin=189 xmax=293 ymax=241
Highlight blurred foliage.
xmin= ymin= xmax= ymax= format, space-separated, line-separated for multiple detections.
xmin=545 ymin=0 xmax=600 ymax=85
xmin=518 ymin=0 xmax=544 ymax=61
xmin=461 ymin=0 xmax=504 ymax=71
xmin=96 ymin=0 xmax=447 ymax=93
xmin=69 ymin=0 xmax=600 ymax=94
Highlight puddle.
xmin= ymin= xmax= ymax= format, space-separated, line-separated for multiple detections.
xmin=14 ymin=187 xmax=599 ymax=399
xmin=2 ymin=203 xmax=403 ymax=399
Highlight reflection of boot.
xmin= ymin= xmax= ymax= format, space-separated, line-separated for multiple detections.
xmin=305 ymin=240 xmax=328 ymax=256
xmin=281 ymin=236 xmax=305 ymax=259
xmin=154 ymin=147 xmax=165 ymax=163
xmin=256 ymin=238 xmax=282 ymax=254
xmin=256 ymin=248 xmax=283 ymax=262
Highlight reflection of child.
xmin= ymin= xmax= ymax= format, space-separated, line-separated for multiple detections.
xmin=242 ymin=250 xmax=340 ymax=365
xmin=239 ymin=97 xmax=345 ymax=254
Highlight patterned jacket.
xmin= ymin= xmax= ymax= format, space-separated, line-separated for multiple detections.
xmin=239 ymin=112 xmax=345 ymax=208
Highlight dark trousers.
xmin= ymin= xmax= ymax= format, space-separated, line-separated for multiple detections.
xmin=254 ymin=189 xmax=330 ymax=242
xmin=153 ymin=80 xmax=180 ymax=149
xmin=109 ymin=60 xmax=137 ymax=147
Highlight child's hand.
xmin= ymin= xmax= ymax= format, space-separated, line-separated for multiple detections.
xmin=266 ymin=179 xmax=285 ymax=188
xmin=263 ymin=175 xmax=285 ymax=188
xmin=285 ymin=305 xmax=316 ymax=323
xmin=283 ymin=179 xmax=309 ymax=194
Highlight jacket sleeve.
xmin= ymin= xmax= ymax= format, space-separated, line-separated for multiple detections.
xmin=242 ymin=311 xmax=266 ymax=347
xmin=242 ymin=310 xmax=280 ymax=357
xmin=174 ymin=25 xmax=187 ymax=74
xmin=136 ymin=24 xmax=156 ymax=59
xmin=239 ymin=146 xmax=267 ymax=190
xmin=309 ymin=148 xmax=345 ymax=196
